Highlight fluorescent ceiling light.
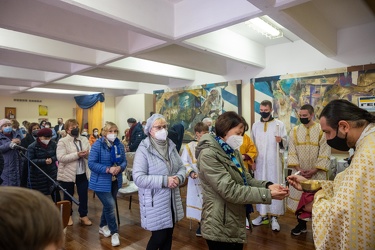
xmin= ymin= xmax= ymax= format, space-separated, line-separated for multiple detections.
xmin=245 ymin=17 xmax=283 ymax=39
xmin=27 ymin=88 xmax=101 ymax=95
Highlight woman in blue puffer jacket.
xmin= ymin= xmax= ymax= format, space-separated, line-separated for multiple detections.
xmin=88 ymin=122 xmax=126 ymax=247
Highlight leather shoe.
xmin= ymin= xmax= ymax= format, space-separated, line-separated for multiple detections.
xmin=79 ymin=216 xmax=92 ymax=226
xmin=68 ymin=216 xmax=73 ymax=226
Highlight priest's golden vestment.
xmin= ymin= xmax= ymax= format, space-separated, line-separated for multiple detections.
xmin=312 ymin=123 xmax=375 ymax=250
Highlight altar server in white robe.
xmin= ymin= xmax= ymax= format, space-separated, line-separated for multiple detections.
xmin=251 ymin=100 xmax=287 ymax=231
xmin=180 ymin=122 xmax=209 ymax=237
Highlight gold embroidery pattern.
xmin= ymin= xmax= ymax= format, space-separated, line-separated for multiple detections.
xmin=287 ymin=123 xmax=330 ymax=212
xmin=312 ymin=125 xmax=375 ymax=250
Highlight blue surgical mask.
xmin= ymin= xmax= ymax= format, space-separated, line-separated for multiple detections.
xmin=3 ymin=126 xmax=12 ymax=134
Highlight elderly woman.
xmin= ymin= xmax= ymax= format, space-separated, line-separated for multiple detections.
xmin=88 ymin=122 xmax=126 ymax=247
xmin=27 ymin=128 xmax=60 ymax=202
xmin=56 ymin=119 xmax=91 ymax=226
xmin=0 ymin=119 xmax=23 ymax=186
xmin=133 ymin=114 xmax=186 ymax=250
xmin=196 ymin=111 xmax=289 ymax=250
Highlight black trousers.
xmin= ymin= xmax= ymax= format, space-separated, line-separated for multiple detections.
xmin=206 ymin=240 xmax=243 ymax=250
xmin=59 ymin=173 xmax=88 ymax=217
xmin=146 ymin=227 xmax=174 ymax=250
xmin=146 ymin=197 xmax=175 ymax=250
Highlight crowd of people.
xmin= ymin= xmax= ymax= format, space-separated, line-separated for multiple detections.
xmin=0 ymin=98 xmax=374 ymax=250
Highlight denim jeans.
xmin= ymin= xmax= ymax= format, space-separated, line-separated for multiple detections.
xmin=95 ymin=187 xmax=119 ymax=234
xmin=59 ymin=173 xmax=88 ymax=217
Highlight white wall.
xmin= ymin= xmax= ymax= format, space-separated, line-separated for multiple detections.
xmin=103 ymin=95 xmax=116 ymax=126
xmin=115 ymin=93 xmax=153 ymax=138
xmin=0 ymin=95 xmax=76 ymax=126
xmin=0 ymin=94 xmax=118 ymax=132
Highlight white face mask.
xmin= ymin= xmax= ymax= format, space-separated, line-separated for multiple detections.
xmin=154 ymin=128 xmax=168 ymax=141
xmin=41 ymin=139 xmax=50 ymax=145
xmin=94 ymin=132 xmax=98 ymax=136
xmin=107 ymin=133 xmax=117 ymax=142
xmin=226 ymin=135 xmax=243 ymax=150
xmin=81 ymin=132 xmax=88 ymax=136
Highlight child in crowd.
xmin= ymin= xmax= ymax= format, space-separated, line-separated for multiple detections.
xmin=180 ymin=122 xmax=209 ymax=236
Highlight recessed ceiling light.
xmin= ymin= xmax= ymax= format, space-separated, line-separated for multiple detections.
xmin=245 ymin=17 xmax=283 ymax=39
xmin=27 ymin=88 xmax=101 ymax=95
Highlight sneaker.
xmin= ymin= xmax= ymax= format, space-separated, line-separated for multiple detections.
xmin=99 ymin=226 xmax=111 ymax=237
xmin=252 ymin=216 xmax=269 ymax=226
xmin=271 ymin=217 xmax=280 ymax=231
xmin=111 ymin=233 xmax=120 ymax=247
xmin=291 ymin=220 xmax=307 ymax=236
xmin=195 ymin=226 xmax=202 ymax=237
xmin=246 ymin=218 xmax=250 ymax=230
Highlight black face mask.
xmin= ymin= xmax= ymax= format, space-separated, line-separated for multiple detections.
xmin=71 ymin=127 xmax=79 ymax=137
xmin=32 ymin=129 xmax=40 ymax=137
xmin=300 ymin=117 xmax=310 ymax=124
xmin=260 ymin=112 xmax=270 ymax=119
xmin=326 ymin=127 xmax=350 ymax=151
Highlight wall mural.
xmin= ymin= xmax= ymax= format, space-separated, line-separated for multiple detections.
xmin=253 ymin=68 xmax=375 ymax=134
xmin=154 ymin=80 xmax=241 ymax=141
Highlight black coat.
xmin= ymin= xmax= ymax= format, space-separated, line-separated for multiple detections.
xmin=169 ymin=124 xmax=184 ymax=153
xmin=20 ymin=134 xmax=36 ymax=187
xmin=128 ymin=122 xmax=146 ymax=152
xmin=27 ymin=140 xmax=58 ymax=195
xmin=21 ymin=133 xmax=35 ymax=148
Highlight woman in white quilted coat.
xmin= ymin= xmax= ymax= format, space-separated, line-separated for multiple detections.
xmin=133 ymin=114 xmax=186 ymax=250
xmin=56 ymin=119 xmax=91 ymax=226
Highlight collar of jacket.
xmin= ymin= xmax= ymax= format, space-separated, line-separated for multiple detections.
xmin=196 ymin=134 xmax=244 ymax=174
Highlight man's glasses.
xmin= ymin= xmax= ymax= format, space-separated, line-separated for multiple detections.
xmin=152 ymin=125 xmax=168 ymax=130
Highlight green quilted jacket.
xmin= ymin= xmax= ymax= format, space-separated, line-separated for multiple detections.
xmin=196 ymin=134 xmax=272 ymax=243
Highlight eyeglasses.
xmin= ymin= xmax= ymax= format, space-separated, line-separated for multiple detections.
xmin=152 ymin=125 xmax=168 ymax=130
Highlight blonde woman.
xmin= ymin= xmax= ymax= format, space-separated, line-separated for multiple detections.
xmin=89 ymin=122 xmax=126 ymax=247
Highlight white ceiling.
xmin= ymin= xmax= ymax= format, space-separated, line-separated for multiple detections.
xmin=0 ymin=0 xmax=374 ymax=98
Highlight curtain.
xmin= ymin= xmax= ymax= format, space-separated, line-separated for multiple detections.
xmin=74 ymin=93 xmax=105 ymax=132
xmin=74 ymin=93 xmax=105 ymax=109
xmin=76 ymin=105 xmax=83 ymax=130
xmin=88 ymin=101 xmax=103 ymax=134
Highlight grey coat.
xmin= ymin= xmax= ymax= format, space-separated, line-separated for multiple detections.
xmin=196 ymin=134 xmax=272 ymax=243
xmin=133 ymin=137 xmax=186 ymax=231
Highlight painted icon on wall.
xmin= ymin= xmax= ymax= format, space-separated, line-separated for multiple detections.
xmin=5 ymin=107 xmax=16 ymax=119
xmin=39 ymin=105 xmax=48 ymax=116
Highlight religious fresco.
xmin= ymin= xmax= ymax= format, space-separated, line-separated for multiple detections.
xmin=254 ymin=69 xmax=375 ymax=134
xmin=154 ymin=80 xmax=241 ymax=141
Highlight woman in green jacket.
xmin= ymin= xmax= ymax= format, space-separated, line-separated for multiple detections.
xmin=196 ymin=111 xmax=289 ymax=250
